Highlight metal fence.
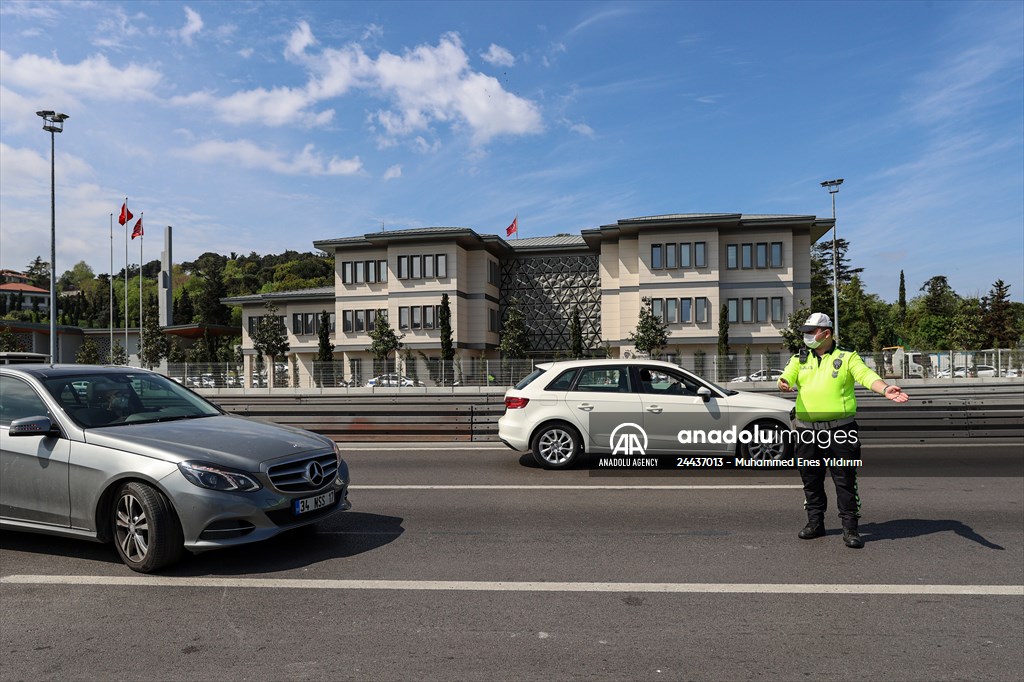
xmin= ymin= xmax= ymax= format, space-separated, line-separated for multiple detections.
xmin=165 ymin=347 xmax=1023 ymax=392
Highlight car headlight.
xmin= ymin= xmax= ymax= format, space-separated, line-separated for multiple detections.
xmin=332 ymin=441 xmax=350 ymax=485
xmin=178 ymin=461 xmax=262 ymax=492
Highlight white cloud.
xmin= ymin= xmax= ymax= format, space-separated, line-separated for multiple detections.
xmin=382 ymin=164 xmax=402 ymax=180
xmin=175 ymin=139 xmax=363 ymax=176
xmin=180 ymin=6 xmax=203 ymax=45
xmin=238 ymin=47 xmax=254 ymax=59
xmin=178 ymin=28 xmax=542 ymax=145
xmin=569 ymin=122 xmax=595 ymax=138
xmin=481 ymin=44 xmax=514 ymax=67
xmin=286 ymin=20 xmax=316 ymax=59
xmin=0 ymin=51 xmax=163 ymax=102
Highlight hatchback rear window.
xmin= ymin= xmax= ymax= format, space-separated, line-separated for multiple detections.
xmin=544 ymin=368 xmax=579 ymax=391
xmin=514 ymin=369 xmax=547 ymax=390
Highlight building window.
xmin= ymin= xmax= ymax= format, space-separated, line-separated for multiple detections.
xmin=354 ymin=310 xmax=365 ymax=332
xmin=342 ymin=262 xmax=353 ymax=284
xmin=397 ymin=255 xmax=409 ymax=279
xmin=398 ymin=306 xmax=410 ymax=330
xmin=652 ymin=298 xmax=664 ymax=322
xmin=365 ymin=260 xmax=376 ymax=284
xmin=679 ymin=243 xmax=692 ymax=268
xmin=727 ymin=298 xmax=739 ymax=323
xmin=424 ymin=255 xmax=435 ymax=278
xmin=367 ymin=309 xmax=376 ymax=332
xmin=726 ymin=244 xmax=738 ymax=270
xmin=665 ymin=243 xmax=677 ymax=269
xmin=771 ymin=242 xmax=783 ymax=269
xmin=423 ymin=305 xmax=435 ymax=329
xmin=756 ymin=243 xmax=768 ymax=269
xmin=771 ymin=297 xmax=784 ymax=323
xmin=680 ymin=298 xmax=692 ymax=323
xmin=489 ymin=308 xmax=498 ymax=332
xmin=292 ymin=313 xmax=302 ymax=334
xmin=651 ymin=244 xmax=663 ymax=270
xmin=304 ymin=312 xmax=315 ymax=335
xmin=436 ymin=254 xmax=447 ymax=278
xmin=378 ymin=260 xmax=388 ymax=282
xmin=741 ymin=244 xmax=753 ymax=269
xmin=342 ymin=310 xmax=354 ymax=333
xmin=487 ymin=260 xmax=500 ymax=286
xmin=756 ymin=297 xmax=768 ymax=323
xmin=353 ymin=261 xmax=364 ymax=284
xmin=741 ymin=298 xmax=753 ymax=323
xmin=695 ymin=297 xmax=709 ymax=323
xmin=410 ymin=255 xmax=422 ymax=279
xmin=411 ymin=306 xmax=421 ymax=330
xmin=666 ymin=298 xmax=678 ymax=324
xmin=695 ymin=242 xmax=707 ymax=268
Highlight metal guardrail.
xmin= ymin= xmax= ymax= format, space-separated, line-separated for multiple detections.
xmin=207 ymin=382 xmax=1024 ymax=444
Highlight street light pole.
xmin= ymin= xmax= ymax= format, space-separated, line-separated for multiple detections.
xmin=36 ymin=111 xmax=69 ymax=364
xmin=820 ymin=178 xmax=844 ymax=342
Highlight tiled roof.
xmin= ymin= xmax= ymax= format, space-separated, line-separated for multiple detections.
xmin=221 ymin=286 xmax=335 ymax=305
xmin=0 ymin=282 xmax=48 ymax=293
xmin=508 ymin=235 xmax=587 ymax=248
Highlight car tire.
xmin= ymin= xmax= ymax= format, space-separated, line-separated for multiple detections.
xmin=738 ymin=420 xmax=793 ymax=461
xmin=531 ymin=422 xmax=583 ymax=469
xmin=112 ymin=481 xmax=184 ymax=573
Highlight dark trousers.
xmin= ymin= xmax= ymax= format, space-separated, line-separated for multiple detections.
xmin=795 ymin=424 xmax=862 ymax=529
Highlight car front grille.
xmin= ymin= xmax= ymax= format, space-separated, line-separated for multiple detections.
xmin=267 ymin=451 xmax=339 ymax=492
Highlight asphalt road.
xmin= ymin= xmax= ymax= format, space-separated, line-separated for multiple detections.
xmin=2 ymin=443 xmax=1022 ymax=681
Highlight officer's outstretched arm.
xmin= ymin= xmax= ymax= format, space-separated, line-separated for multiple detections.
xmin=871 ymin=379 xmax=909 ymax=403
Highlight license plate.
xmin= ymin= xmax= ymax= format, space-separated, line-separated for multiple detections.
xmin=294 ymin=490 xmax=335 ymax=515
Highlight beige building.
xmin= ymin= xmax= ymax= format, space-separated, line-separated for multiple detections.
xmin=224 ymin=214 xmax=830 ymax=385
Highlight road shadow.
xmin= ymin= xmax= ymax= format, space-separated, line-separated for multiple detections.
xmin=858 ymin=519 xmax=1004 ymax=550
xmin=2 ymin=512 xmax=405 ymax=575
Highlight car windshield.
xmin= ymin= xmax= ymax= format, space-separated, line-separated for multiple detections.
xmin=42 ymin=371 xmax=223 ymax=428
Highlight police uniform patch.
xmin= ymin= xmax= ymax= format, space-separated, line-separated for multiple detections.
xmin=833 ymin=358 xmax=843 ymax=370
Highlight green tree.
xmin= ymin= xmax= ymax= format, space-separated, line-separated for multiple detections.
xmin=569 ymin=306 xmax=584 ymax=358
xmin=174 ymin=288 xmax=195 ymax=325
xmin=167 ymin=338 xmax=187 ymax=363
xmin=314 ymin=309 xmax=335 ymax=387
xmin=76 ymin=338 xmax=102 ymax=364
xmin=499 ymin=297 xmax=530 ymax=359
xmin=367 ymin=311 xmax=402 ymax=376
xmin=25 ymin=256 xmax=49 ymax=288
xmin=438 ymin=293 xmax=454 ymax=382
xmin=717 ymin=303 xmax=730 ymax=382
xmin=57 ymin=261 xmax=95 ymax=293
xmin=251 ymin=302 xmax=290 ymax=383
xmin=628 ymin=297 xmax=668 ymax=358
xmin=0 ymin=326 xmax=26 ymax=352
xmin=983 ymin=280 xmax=1017 ymax=349
xmin=138 ymin=314 xmax=168 ymax=369
xmin=949 ymin=298 xmax=988 ymax=350
xmin=898 ymin=270 xmax=907 ymax=321
xmin=111 ymin=341 xmax=127 ymax=365
xmin=780 ymin=301 xmax=812 ymax=354
xmin=193 ymin=254 xmax=231 ymax=326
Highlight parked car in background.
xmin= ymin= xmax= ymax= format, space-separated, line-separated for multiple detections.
xmin=365 ymin=374 xmax=425 ymax=387
xmin=0 ymin=365 xmax=351 ymax=572
xmin=498 ymin=359 xmax=796 ymax=469
xmin=937 ymin=365 xmax=998 ymax=378
xmin=729 ymin=369 xmax=784 ymax=383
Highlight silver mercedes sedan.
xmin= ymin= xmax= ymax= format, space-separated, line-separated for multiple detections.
xmin=0 ymin=365 xmax=351 ymax=572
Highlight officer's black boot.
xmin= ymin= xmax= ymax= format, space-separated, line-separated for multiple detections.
xmin=798 ymin=519 xmax=825 ymax=540
xmin=842 ymin=525 xmax=864 ymax=549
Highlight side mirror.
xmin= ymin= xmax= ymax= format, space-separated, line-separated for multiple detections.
xmin=697 ymin=387 xmax=712 ymax=403
xmin=8 ymin=415 xmax=60 ymax=438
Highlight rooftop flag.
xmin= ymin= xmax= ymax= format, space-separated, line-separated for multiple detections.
xmin=118 ymin=199 xmax=133 ymax=226
xmin=131 ymin=216 xmax=144 ymax=240
xmin=506 ymin=216 xmax=518 ymax=237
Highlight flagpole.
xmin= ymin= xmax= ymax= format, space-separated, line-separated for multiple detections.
xmin=109 ymin=213 xmax=114 ymax=363
xmin=138 ymin=214 xmax=144 ymax=362
xmin=124 ymin=206 xmax=129 ymax=364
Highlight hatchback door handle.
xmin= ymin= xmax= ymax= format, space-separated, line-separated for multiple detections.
xmin=645 ymin=406 xmax=663 ymax=413
xmin=577 ymin=403 xmax=595 ymax=412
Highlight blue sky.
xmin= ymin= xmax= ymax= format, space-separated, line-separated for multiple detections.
xmin=1 ymin=0 xmax=1021 ymax=303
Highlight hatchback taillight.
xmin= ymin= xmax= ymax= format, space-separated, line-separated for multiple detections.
xmin=505 ymin=396 xmax=530 ymax=409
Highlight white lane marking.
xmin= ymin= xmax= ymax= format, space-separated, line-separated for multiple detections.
xmin=2 ymin=575 xmax=1020 ymax=596
xmin=350 ymin=485 xmax=803 ymax=490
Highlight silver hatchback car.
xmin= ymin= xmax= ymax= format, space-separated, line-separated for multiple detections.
xmin=0 ymin=365 xmax=351 ymax=572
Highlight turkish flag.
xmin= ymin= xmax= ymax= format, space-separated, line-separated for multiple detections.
xmin=506 ymin=216 xmax=518 ymax=237
xmin=118 ymin=200 xmax=133 ymax=226
xmin=131 ymin=216 xmax=144 ymax=240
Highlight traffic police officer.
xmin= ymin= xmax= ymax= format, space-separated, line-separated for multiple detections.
xmin=778 ymin=312 xmax=910 ymax=548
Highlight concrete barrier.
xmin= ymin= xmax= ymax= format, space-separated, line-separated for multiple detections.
xmin=207 ymin=382 xmax=1023 ymax=444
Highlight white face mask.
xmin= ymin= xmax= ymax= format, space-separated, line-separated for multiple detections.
xmin=803 ymin=333 xmax=824 ymax=349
